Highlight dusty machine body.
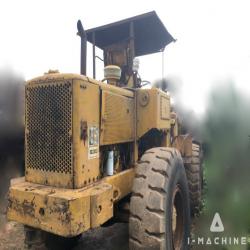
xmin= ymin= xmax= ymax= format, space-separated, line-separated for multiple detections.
xmin=7 ymin=12 xmax=201 ymax=248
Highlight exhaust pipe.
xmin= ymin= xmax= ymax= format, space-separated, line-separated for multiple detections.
xmin=77 ymin=20 xmax=87 ymax=75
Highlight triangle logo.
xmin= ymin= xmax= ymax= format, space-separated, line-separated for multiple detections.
xmin=210 ymin=212 xmax=224 ymax=232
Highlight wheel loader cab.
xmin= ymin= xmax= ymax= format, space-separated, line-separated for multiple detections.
xmin=103 ymin=41 xmax=132 ymax=86
xmin=7 ymin=11 xmax=203 ymax=250
xmin=85 ymin=11 xmax=175 ymax=87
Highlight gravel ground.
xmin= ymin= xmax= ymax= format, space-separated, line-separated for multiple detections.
xmin=0 ymin=217 xmax=25 ymax=250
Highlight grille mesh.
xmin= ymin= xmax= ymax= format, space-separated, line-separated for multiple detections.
xmin=25 ymin=81 xmax=72 ymax=174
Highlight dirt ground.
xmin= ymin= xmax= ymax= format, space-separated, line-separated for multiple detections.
xmin=0 ymin=213 xmax=24 ymax=250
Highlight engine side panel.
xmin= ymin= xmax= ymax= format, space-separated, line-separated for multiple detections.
xmin=137 ymin=88 xmax=171 ymax=138
xmin=100 ymin=90 xmax=134 ymax=145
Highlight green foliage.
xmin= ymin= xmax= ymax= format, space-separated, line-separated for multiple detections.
xmin=193 ymin=82 xmax=250 ymax=250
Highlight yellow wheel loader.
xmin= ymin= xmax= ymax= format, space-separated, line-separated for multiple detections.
xmin=7 ymin=11 xmax=203 ymax=249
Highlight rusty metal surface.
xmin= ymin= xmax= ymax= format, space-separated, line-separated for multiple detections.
xmin=90 ymin=184 xmax=113 ymax=228
xmin=7 ymin=169 xmax=134 ymax=237
xmin=8 ymin=180 xmax=95 ymax=237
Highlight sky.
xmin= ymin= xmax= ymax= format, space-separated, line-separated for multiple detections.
xmin=1 ymin=0 xmax=250 ymax=113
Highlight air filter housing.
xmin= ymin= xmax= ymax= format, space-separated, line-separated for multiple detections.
xmin=104 ymin=65 xmax=121 ymax=85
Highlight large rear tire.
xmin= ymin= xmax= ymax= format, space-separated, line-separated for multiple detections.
xmin=129 ymin=147 xmax=190 ymax=250
xmin=184 ymin=143 xmax=203 ymax=215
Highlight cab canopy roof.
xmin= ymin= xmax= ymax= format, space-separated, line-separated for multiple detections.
xmin=86 ymin=11 xmax=175 ymax=57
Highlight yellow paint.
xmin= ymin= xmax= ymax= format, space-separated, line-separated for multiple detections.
xmin=7 ymin=169 xmax=134 ymax=237
xmin=72 ymin=79 xmax=100 ymax=188
xmin=103 ymin=168 xmax=135 ymax=201
xmin=100 ymin=90 xmax=134 ymax=145
xmin=8 ymin=181 xmax=90 ymax=237
xmin=10 ymin=71 xmax=175 ymax=238
xmin=136 ymin=88 xmax=171 ymax=138
xmin=25 ymin=73 xmax=135 ymax=189
xmin=90 ymin=183 xmax=113 ymax=228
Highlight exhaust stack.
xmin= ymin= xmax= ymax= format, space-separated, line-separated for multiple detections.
xmin=77 ymin=20 xmax=87 ymax=75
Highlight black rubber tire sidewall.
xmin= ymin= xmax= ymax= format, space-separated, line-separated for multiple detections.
xmin=166 ymin=156 xmax=190 ymax=250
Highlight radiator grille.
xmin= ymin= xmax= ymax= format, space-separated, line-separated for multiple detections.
xmin=25 ymin=81 xmax=72 ymax=174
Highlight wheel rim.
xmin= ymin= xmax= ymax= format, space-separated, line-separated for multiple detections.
xmin=171 ymin=185 xmax=184 ymax=249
